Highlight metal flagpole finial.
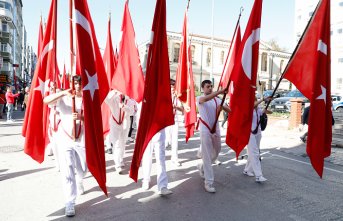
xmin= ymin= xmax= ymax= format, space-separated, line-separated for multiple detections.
xmin=239 ymin=6 xmax=244 ymax=17
xmin=187 ymin=0 xmax=191 ymax=10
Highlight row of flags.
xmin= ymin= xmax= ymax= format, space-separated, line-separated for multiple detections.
xmin=22 ymin=0 xmax=332 ymax=196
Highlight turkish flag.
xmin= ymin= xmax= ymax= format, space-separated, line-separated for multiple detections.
xmin=129 ymin=0 xmax=174 ymax=182
xmin=101 ymin=17 xmax=117 ymax=136
xmin=226 ymin=0 xmax=263 ymax=159
xmin=23 ymin=0 xmax=58 ymax=163
xmin=56 ymin=71 xmax=62 ymax=89
xmin=283 ymin=0 xmax=331 ymax=177
xmin=175 ymin=11 xmax=196 ymax=142
xmin=74 ymin=0 xmax=109 ymax=195
xmin=111 ymin=1 xmax=144 ymax=102
xmin=219 ymin=24 xmax=241 ymax=89
xmin=61 ymin=64 xmax=70 ymax=90
xmin=37 ymin=17 xmax=44 ymax=58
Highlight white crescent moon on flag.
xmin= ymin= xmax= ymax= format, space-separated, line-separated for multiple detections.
xmin=242 ymin=28 xmax=260 ymax=80
xmin=40 ymin=40 xmax=54 ymax=65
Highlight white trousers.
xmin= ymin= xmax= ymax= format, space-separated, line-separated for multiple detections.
xmin=58 ymin=143 xmax=87 ymax=206
xmin=200 ymin=130 xmax=221 ymax=185
xmin=47 ymin=128 xmax=60 ymax=170
xmin=109 ymin=125 xmax=129 ymax=168
xmin=142 ymin=139 xmax=168 ymax=191
xmin=165 ymin=123 xmax=179 ymax=162
xmin=244 ymin=133 xmax=263 ymax=177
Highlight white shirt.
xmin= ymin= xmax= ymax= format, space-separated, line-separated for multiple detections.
xmin=196 ymin=95 xmax=221 ymax=132
xmin=56 ymin=95 xmax=84 ymax=144
xmin=251 ymin=107 xmax=263 ymax=135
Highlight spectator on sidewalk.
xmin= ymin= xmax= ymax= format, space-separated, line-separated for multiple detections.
xmin=0 ymin=89 xmax=6 ymax=119
xmin=22 ymin=87 xmax=30 ymax=111
xmin=5 ymin=86 xmax=20 ymax=122
xmin=300 ymin=106 xmax=310 ymax=143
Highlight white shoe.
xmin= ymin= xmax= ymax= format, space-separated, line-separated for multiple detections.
xmin=65 ymin=204 xmax=75 ymax=217
xmin=142 ymin=181 xmax=150 ymax=190
xmin=197 ymin=163 xmax=204 ymax=179
xmin=243 ymin=171 xmax=254 ymax=177
xmin=77 ymin=182 xmax=84 ymax=195
xmin=116 ymin=167 xmax=123 ymax=175
xmin=204 ymin=183 xmax=216 ymax=193
xmin=255 ymin=176 xmax=267 ymax=183
xmin=159 ymin=187 xmax=173 ymax=196
xmin=214 ymin=159 xmax=222 ymax=165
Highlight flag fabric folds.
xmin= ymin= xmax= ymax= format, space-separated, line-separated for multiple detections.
xmin=283 ymin=0 xmax=331 ymax=177
xmin=175 ymin=11 xmax=196 ymax=142
xmin=37 ymin=17 xmax=44 ymax=58
xmin=111 ymin=1 xmax=144 ymax=102
xmin=129 ymin=0 xmax=174 ymax=182
xmin=219 ymin=24 xmax=241 ymax=90
xmin=226 ymin=0 xmax=263 ymax=159
xmin=23 ymin=0 xmax=58 ymax=163
xmin=74 ymin=0 xmax=109 ymax=195
xmin=61 ymin=64 xmax=70 ymax=90
xmin=102 ymin=16 xmax=117 ymax=136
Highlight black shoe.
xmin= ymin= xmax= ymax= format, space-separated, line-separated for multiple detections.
xmin=300 ymin=137 xmax=306 ymax=143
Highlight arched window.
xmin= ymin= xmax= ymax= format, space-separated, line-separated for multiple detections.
xmin=207 ymin=48 xmax=212 ymax=66
xmin=261 ymin=52 xmax=267 ymax=71
xmin=280 ymin=60 xmax=284 ymax=73
xmin=173 ymin=43 xmax=180 ymax=62
xmin=220 ymin=51 xmax=225 ymax=64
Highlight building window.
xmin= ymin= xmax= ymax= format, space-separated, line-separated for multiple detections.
xmin=220 ymin=51 xmax=225 ymax=65
xmin=191 ymin=45 xmax=195 ymax=61
xmin=173 ymin=43 xmax=180 ymax=62
xmin=331 ymin=31 xmax=333 ymax=35
xmin=337 ymin=78 xmax=343 ymax=90
xmin=338 ymin=29 xmax=343 ymax=34
xmin=280 ymin=60 xmax=284 ymax=73
xmin=207 ymin=48 xmax=212 ymax=66
xmin=339 ymin=1 xmax=343 ymax=6
xmin=261 ymin=52 xmax=267 ymax=72
xmin=309 ymin=11 xmax=313 ymax=16
xmin=338 ymin=58 xmax=343 ymax=63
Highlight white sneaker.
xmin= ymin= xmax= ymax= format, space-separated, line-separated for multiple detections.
xmin=255 ymin=176 xmax=267 ymax=183
xmin=214 ymin=159 xmax=222 ymax=165
xmin=159 ymin=187 xmax=173 ymax=196
xmin=197 ymin=163 xmax=204 ymax=179
xmin=204 ymin=183 xmax=216 ymax=193
xmin=77 ymin=182 xmax=84 ymax=195
xmin=116 ymin=167 xmax=123 ymax=175
xmin=141 ymin=181 xmax=150 ymax=190
xmin=65 ymin=204 xmax=75 ymax=217
xmin=243 ymin=171 xmax=254 ymax=177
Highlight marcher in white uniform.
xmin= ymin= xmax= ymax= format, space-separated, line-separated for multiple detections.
xmin=44 ymin=76 xmax=87 ymax=217
xmin=46 ymin=83 xmax=61 ymax=171
xmin=105 ymin=90 xmax=135 ymax=174
xmin=141 ymin=129 xmax=173 ymax=196
xmin=196 ymin=80 xmax=230 ymax=193
xmin=165 ymin=79 xmax=184 ymax=166
xmin=243 ymin=96 xmax=272 ymax=183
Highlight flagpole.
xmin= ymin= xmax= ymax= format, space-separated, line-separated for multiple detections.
xmin=69 ymin=0 xmax=77 ymax=140
xmin=210 ymin=0 xmax=214 ymax=83
xmin=264 ymin=0 xmax=321 ymax=110
xmin=53 ymin=0 xmax=57 ymax=93
xmin=217 ymin=6 xmax=243 ymax=91
xmin=210 ymin=7 xmax=243 ymax=134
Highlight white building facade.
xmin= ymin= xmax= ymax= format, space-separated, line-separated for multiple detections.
xmin=139 ymin=31 xmax=291 ymax=93
xmin=295 ymin=0 xmax=343 ymax=95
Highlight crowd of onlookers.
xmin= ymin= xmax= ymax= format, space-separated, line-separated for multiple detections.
xmin=0 ymin=86 xmax=30 ymax=121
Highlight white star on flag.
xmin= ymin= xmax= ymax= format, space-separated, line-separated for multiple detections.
xmin=316 ymin=85 xmax=326 ymax=104
xmin=83 ymin=69 xmax=99 ymax=100
xmin=34 ymin=78 xmax=50 ymax=97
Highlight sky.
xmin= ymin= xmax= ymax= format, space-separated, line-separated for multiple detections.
xmin=22 ymin=0 xmax=295 ymax=70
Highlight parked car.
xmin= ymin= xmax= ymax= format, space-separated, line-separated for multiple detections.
xmin=270 ymin=90 xmax=309 ymax=112
xmin=331 ymin=95 xmax=342 ymax=105
xmin=333 ymin=101 xmax=343 ymax=112
xmin=256 ymin=90 xmax=284 ymax=99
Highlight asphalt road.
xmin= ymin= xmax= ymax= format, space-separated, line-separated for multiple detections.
xmin=1 ymin=112 xmax=343 ymax=221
